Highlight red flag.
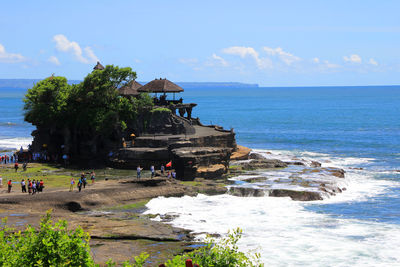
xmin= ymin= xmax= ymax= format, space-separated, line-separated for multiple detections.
xmin=166 ymin=161 xmax=172 ymax=168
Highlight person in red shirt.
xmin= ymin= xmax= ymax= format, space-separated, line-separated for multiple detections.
xmin=7 ymin=180 xmax=12 ymax=193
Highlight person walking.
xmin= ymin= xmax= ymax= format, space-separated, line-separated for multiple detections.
xmin=39 ymin=180 xmax=44 ymax=192
xmin=161 ymin=165 xmax=165 ymax=175
xmin=21 ymin=179 xmax=26 ymax=193
xmin=81 ymin=173 xmax=87 ymax=189
xmin=90 ymin=171 xmax=96 ymax=184
xmin=28 ymin=179 xmax=32 ymax=194
xmin=32 ymin=180 xmax=36 ymax=194
xmin=150 ymin=165 xmax=155 ymax=178
xmin=77 ymin=178 xmax=82 ymax=192
xmin=14 ymin=162 xmax=19 ymax=172
xmin=137 ymin=166 xmax=142 ymax=179
xmin=69 ymin=178 xmax=75 ymax=192
xmin=7 ymin=180 xmax=12 ymax=193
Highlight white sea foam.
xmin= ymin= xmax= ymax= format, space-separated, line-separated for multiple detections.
xmin=145 ymin=194 xmax=400 ymax=266
xmin=144 ymin=148 xmax=400 ymax=266
xmin=0 ymin=137 xmax=32 ymax=150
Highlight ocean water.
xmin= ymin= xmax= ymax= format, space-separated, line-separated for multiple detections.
xmin=1 ymin=85 xmax=400 ymax=266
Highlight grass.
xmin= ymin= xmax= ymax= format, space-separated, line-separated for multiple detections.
xmin=179 ymin=181 xmax=203 ymax=187
xmin=0 ymin=163 xmax=136 ymax=189
xmin=106 ymin=199 xmax=150 ymax=211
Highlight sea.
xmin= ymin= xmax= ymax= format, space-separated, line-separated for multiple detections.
xmin=1 ymin=85 xmax=400 ymax=266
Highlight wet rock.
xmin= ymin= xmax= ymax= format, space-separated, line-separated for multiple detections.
xmin=238 ymin=159 xmax=287 ymax=170
xmin=228 ymin=187 xmax=265 ymax=197
xmin=311 ymin=161 xmax=322 ymax=167
xmin=325 ymin=167 xmax=346 ymax=178
xmin=269 ymin=189 xmax=323 ymax=201
xmin=248 ymin=153 xmax=265 ymax=160
xmin=287 ymin=161 xmax=306 ymax=166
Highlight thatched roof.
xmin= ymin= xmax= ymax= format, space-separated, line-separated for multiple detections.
xmin=93 ymin=61 xmax=105 ymax=70
xmin=118 ymin=80 xmax=142 ymax=96
xmin=138 ymin=78 xmax=184 ymax=93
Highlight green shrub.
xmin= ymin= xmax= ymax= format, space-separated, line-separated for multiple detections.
xmin=150 ymin=107 xmax=172 ymax=113
xmin=0 ymin=210 xmax=95 ymax=267
xmin=165 ymin=228 xmax=263 ymax=267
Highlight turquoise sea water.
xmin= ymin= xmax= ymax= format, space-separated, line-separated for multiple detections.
xmin=1 ymin=85 xmax=400 ymax=266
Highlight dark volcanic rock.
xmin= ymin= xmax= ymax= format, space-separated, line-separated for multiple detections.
xmin=311 ymin=161 xmax=322 ymax=168
xmin=269 ymin=189 xmax=323 ymax=201
xmin=228 ymin=187 xmax=265 ymax=197
xmin=287 ymin=161 xmax=306 ymax=166
xmin=325 ymin=167 xmax=346 ymax=178
xmin=248 ymin=153 xmax=265 ymax=160
xmin=238 ymin=159 xmax=287 ymax=170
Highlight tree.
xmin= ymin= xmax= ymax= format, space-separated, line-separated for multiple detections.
xmin=23 ymin=76 xmax=70 ymax=127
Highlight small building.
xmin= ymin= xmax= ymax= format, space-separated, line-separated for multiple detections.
xmin=118 ymin=80 xmax=142 ymax=97
xmin=93 ymin=61 xmax=105 ymax=70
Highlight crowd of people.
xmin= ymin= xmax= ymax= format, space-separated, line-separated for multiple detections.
xmin=0 ymin=153 xmax=18 ymax=164
xmin=0 ymin=177 xmax=45 ymax=194
xmin=136 ymin=163 xmax=176 ymax=179
xmin=69 ymin=171 xmax=96 ymax=192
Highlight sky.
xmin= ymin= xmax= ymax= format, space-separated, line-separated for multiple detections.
xmin=0 ymin=0 xmax=399 ymax=86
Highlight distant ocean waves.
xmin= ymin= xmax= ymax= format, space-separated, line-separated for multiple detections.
xmin=0 ymin=137 xmax=32 ymax=150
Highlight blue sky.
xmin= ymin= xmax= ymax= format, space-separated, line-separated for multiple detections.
xmin=0 ymin=0 xmax=399 ymax=86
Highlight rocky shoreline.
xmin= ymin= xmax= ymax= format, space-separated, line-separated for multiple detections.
xmin=0 ymin=145 xmax=347 ymax=265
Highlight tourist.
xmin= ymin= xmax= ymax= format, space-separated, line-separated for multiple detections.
xmin=90 ymin=171 xmax=96 ymax=184
xmin=81 ymin=173 xmax=87 ymax=188
xmin=171 ymin=171 xmax=176 ymax=179
xmin=28 ymin=179 xmax=32 ymax=194
xmin=32 ymin=179 xmax=36 ymax=194
xmin=7 ymin=180 xmax=12 ymax=193
xmin=77 ymin=178 xmax=82 ymax=192
xmin=137 ymin=166 xmax=142 ymax=179
xmin=39 ymin=180 xmax=44 ymax=192
xmin=150 ymin=165 xmax=155 ymax=178
xmin=167 ymin=171 xmax=171 ymax=179
xmin=69 ymin=178 xmax=75 ymax=192
xmin=23 ymin=162 xmax=27 ymax=171
xmin=0 ymin=175 xmax=2 ymax=188
xmin=161 ymin=165 xmax=165 ymax=175
xmin=21 ymin=179 xmax=26 ymax=193
xmin=14 ymin=162 xmax=19 ymax=172
xmin=36 ymin=180 xmax=40 ymax=193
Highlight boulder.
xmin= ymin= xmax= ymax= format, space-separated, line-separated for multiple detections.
xmin=238 ymin=159 xmax=287 ymax=170
xmin=230 ymin=145 xmax=251 ymax=160
xmin=269 ymin=189 xmax=323 ymax=201
xmin=325 ymin=167 xmax=346 ymax=178
xmin=228 ymin=187 xmax=265 ymax=197
xmin=310 ymin=161 xmax=322 ymax=168
xmin=248 ymin=153 xmax=265 ymax=160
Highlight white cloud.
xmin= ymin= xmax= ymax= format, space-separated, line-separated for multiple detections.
xmin=222 ymin=46 xmax=272 ymax=69
xmin=323 ymin=60 xmax=340 ymax=69
xmin=313 ymin=57 xmax=320 ymax=63
xmin=53 ymin=34 xmax=98 ymax=64
xmin=211 ymin=53 xmax=229 ymax=67
xmin=343 ymin=54 xmax=362 ymax=63
xmin=263 ymin=46 xmax=301 ymax=65
xmin=179 ymin=58 xmax=198 ymax=64
xmin=369 ymin=58 xmax=378 ymax=66
xmin=48 ymin=56 xmax=60 ymax=65
xmin=0 ymin=43 xmax=25 ymax=63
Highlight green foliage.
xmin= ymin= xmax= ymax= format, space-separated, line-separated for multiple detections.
xmin=0 ymin=210 xmax=96 ymax=267
xmin=24 ymin=76 xmax=70 ymax=127
xmin=106 ymin=252 xmax=149 ymax=267
xmin=23 ymin=66 xmax=154 ymax=138
xmin=166 ymin=228 xmax=263 ymax=267
xmin=150 ymin=107 xmax=172 ymax=114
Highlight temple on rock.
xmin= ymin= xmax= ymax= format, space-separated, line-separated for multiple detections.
xmin=112 ymin=76 xmax=236 ymax=180
xmin=29 ymin=62 xmax=237 ymax=180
